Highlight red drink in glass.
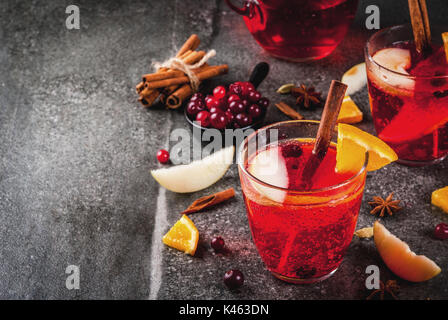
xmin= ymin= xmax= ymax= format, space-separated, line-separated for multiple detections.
xmin=366 ymin=25 xmax=448 ymax=166
xmin=238 ymin=121 xmax=367 ymax=283
xmin=225 ymin=0 xmax=358 ymax=61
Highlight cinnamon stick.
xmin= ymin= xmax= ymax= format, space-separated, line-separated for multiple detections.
xmin=181 ymin=188 xmax=235 ymax=215
xmin=275 ymin=102 xmax=304 ymax=120
xmin=176 ymin=34 xmax=200 ymax=57
xmin=442 ymin=32 xmax=448 ymax=63
xmin=408 ymin=0 xmax=431 ymax=53
xmin=136 ymin=81 xmax=144 ymax=94
xmin=139 ymin=89 xmax=160 ymax=108
xmin=299 ymin=80 xmax=347 ymax=190
xmin=166 ymin=84 xmax=194 ymax=109
xmin=146 ymin=65 xmax=229 ymax=90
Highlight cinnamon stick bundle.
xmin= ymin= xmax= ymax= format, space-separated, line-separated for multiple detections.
xmin=144 ymin=65 xmax=229 ymax=90
xmin=136 ymin=34 xmax=228 ymax=109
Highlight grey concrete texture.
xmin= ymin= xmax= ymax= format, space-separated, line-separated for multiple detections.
xmin=0 ymin=0 xmax=447 ymax=299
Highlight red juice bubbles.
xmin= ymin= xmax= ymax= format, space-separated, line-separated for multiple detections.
xmin=365 ymin=25 xmax=448 ymax=166
xmin=225 ymin=0 xmax=358 ymax=61
xmin=238 ymin=121 xmax=367 ymax=283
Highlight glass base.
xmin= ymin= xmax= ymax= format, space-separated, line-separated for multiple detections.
xmin=271 ymin=268 xmax=338 ymax=284
xmin=397 ymin=154 xmax=447 ymax=167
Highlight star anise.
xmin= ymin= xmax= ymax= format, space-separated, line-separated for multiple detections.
xmin=291 ymin=84 xmax=322 ymax=108
xmin=366 ymin=280 xmax=400 ymax=300
xmin=369 ymin=192 xmax=402 ymax=217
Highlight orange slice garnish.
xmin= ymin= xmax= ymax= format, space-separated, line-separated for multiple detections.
xmin=336 ymin=123 xmax=398 ymax=173
xmin=162 ymin=215 xmax=199 ymax=255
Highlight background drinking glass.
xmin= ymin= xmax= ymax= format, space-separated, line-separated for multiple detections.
xmin=225 ymin=0 xmax=358 ymax=61
xmin=238 ymin=121 xmax=367 ymax=284
xmin=365 ymin=24 xmax=448 ymax=166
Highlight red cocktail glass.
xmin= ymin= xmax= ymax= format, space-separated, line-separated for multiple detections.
xmin=238 ymin=120 xmax=367 ymax=283
xmin=225 ymin=0 xmax=358 ymax=61
xmin=365 ymin=24 xmax=448 ymax=166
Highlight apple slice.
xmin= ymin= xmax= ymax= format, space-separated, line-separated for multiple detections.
xmin=247 ymin=147 xmax=288 ymax=203
xmin=341 ymin=63 xmax=367 ymax=96
xmin=371 ymin=48 xmax=415 ymax=94
xmin=374 ymin=221 xmax=441 ymax=282
xmin=151 ymin=146 xmax=234 ymax=193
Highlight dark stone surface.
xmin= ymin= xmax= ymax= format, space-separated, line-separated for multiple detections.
xmin=0 ymin=0 xmax=447 ymax=299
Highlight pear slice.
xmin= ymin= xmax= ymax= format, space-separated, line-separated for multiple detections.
xmin=370 ymin=48 xmax=415 ymax=94
xmin=247 ymin=147 xmax=288 ymax=203
xmin=151 ymin=146 xmax=234 ymax=193
xmin=341 ymin=62 xmax=367 ymax=96
xmin=374 ymin=221 xmax=441 ymax=282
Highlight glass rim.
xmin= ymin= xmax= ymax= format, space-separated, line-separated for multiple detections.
xmin=237 ymin=120 xmax=368 ymax=194
xmin=365 ymin=24 xmax=448 ymax=80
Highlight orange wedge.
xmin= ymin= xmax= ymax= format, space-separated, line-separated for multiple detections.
xmin=432 ymin=186 xmax=448 ymax=213
xmin=337 ymin=96 xmax=363 ymax=124
xmin=336 ymin=123 xmax=398 ymax=173
xmin=374 ymin=221 xmax=441 ymax=282
xmin=162 ymin=215 xmax=199 ymax=256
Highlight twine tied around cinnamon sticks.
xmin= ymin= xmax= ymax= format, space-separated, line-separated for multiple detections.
xmin=136 ymin=34 xmax=228 ymax=109
xmin=153 ymin=49 xmax=216 ymax=92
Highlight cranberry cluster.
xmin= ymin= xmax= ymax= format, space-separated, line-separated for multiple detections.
xmin=186 ymin=81 xmax=269 ymax=129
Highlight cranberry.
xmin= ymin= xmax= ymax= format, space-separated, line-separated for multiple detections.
xmin=208 ymin=106 xmax=220 ymax=114
xmin=213 ymin=86 xmax=226 ymax=99
xmin=237 ymin=82 xmax=253 ymax=97
xmin=434 ymin=223 xmax=448 ymax=240
xmin=241 ymin=99 xmax=249 ymax=109
xmin=248 ymin=104 xmax=262 ymax=118
xmin=207 ymin=96 xmax=226 ymax=110
xmin=223 ymin=270 xmax=244 ymax=290
xmin=242 ymin=81 xmax=255 ymax=92
xmin=248 ymin=90 xmax=262 ymax=103
xmin=195 ymin=110 xmax=211 ymax=127
xmin=211 ymin=236 xmax=225 ymax=252
xmin=210 ymin=111 xmax=227 ymax=130
xmin=228 ymin=101 xmax=246 ymax=114
xmin=156 ymin=149 xmax=170 ymax=164
xmin=225 ymin=110 xmax=234 ymax=123
xmin=229 ymin=83 xmax=242 ymax=96
xmin=258 ymin=97 xmax=270 ymax=109
xmin=214 ymin=98 xmax=226 ymax=110
xmin=190 ymin=92 xmax=204 ymax=102
xmin=235 ymin=113 xmax=252 ymax=127
xmin=227 ymin=94 xmax=240 ymax=105
xmin=282 ymin=143 xmax=303 ymax=158
xmin=205 ymin=95 xmax=215 ymax=109
xmin=186 ymin=103 xmax=202 ymax=118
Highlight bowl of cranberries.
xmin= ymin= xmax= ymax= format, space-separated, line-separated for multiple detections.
xmin=185 ymin=81 xmax=270 ymax=131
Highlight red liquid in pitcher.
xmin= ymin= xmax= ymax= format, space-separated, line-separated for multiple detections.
xmin=367 ymin=41 xmax=448 ymax=165
xmin=243 ymin=0 xmax=358 ymax=61
xmin=241 ymin=140 xmax=365 ymax=281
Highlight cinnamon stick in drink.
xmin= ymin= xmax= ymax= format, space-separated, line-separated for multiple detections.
xmin=408 ymin=0 xmax=431 ymax=53
xmin=442 ymin=32 xmax=448 ymax=63
xmin=299 ymin=80 xmax=347 ymax=190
